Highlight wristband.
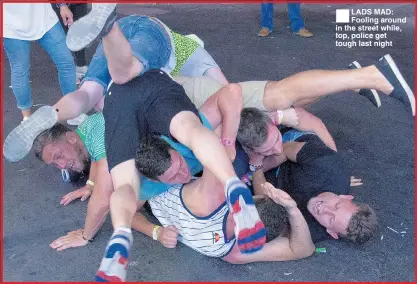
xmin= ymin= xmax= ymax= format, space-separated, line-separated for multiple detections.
xmin=220 ymin=137 xmax=234 ymax=146
xmin=274 ymin=110 xmax=284 ymax=125
xmin=152 ymin=225 xmax=161 ymax=241
xmin=86 ymin=180 xmax=95 ymax=187
xmin=81 ymin=230 xmax=93 ymax=243
xmin=249 ymin=163 xmax=262 ymax=172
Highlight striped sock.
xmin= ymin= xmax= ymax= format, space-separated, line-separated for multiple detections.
xmin=225 ymin=178 xmax=266 ymax=254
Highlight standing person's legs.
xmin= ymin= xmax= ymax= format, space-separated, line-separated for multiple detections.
xmin=38 ymin=22 xmax=76 ymax=96
xmin=287 ymin=4 xmax=304 ymax=32
xmin=52 ymin=3 xmax=88 ymax=78
xmin=71 ymin=4 xmax=89 ymax=68
xmin=261 ymin=3 xmax=274 ymax=30
xmin=259 ymin=3 xmax=273 ymax=36
xmin=3 ymin=38 xmax=32 ymax=119
xmin=288 ymin=4 xmax=313 ymax=37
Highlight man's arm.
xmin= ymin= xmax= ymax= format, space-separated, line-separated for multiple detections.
xmin=287 ymin=107 xmax=337 ymax=151
xmin=50 ymin=158 xmax=114 ymax=251
xmin=131 ymin=210 xmax=179 ymax=249
xmin=199 ymin=83 xmax=243 ymax=160
xmin=223 ymin=184 xmax=315 ymax=264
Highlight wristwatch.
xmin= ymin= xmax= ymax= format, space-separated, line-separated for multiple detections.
xmin=249 ymin=163 xmax=262 ymax=172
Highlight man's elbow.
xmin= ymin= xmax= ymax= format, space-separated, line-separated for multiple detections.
xmin=294 ymin=243 xmax=315 ymax=259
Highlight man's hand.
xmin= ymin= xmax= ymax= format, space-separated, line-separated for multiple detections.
xmin=350 ymin=176 xmax=363 ymax=187
xmin=60 ymin=185 xmax=93 ymax=206
xmin=50 ymin=229 xmax=88 ymax=251
xmin=157 ymin=225 xmax=179 ymax=248
xmin=59 ymin=5 xmax=73 ymax=26
xmin=262 ymin=182 xmax=297 ymax=209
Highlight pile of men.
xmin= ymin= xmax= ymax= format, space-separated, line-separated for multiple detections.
xmin=3 ymin=4 xmax=415 ymax=282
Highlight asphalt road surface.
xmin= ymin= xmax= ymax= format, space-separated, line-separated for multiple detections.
xmin=3 ymin=3 xmax=415 ymax=282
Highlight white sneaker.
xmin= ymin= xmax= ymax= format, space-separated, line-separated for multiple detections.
xmin=76 ymin=66 xmax=88 ymax=80
xmin=67 ymin=113 xmax=88 ymax=126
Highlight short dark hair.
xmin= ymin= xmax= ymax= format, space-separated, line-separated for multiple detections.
xmin=237 ymin=107 xmax=272 ymax=150
xmin=254 ymin=197 xmax=289 ymax=242
xmin=135 ymin=136 xmax=174 ymax=180
xmin=33 ymin=123 xmax=72 ymax=161
xmin=342 ymin=202 xmax=377 ymax=245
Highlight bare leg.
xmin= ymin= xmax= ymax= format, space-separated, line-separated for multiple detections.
xmin=170 ymin=111 xmax=266 ymax=254
xmin=263 ymin=66 xmax=393 ymax=110
xmin=204 ymin=67 xmax=229 ymax=85
xmin=53 ymin=81 xmax=104 ymax=121
xmin=102 ymin=22 xmax=144 ymax=84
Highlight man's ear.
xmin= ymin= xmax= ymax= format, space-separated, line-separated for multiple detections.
xmin=326 ymin=228 xmax=339 ymax=239
xmin=65 ymin=131 xmax=78 ymax=144
xmin=340 ymin=194 xmax=354 ymax=200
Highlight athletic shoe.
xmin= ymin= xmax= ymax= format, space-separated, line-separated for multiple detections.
xmin=4 ymin=106 xmax=58 ymax=162
xmin=348 ymin=61 xmax=381 ymax=108
xmin=76 ymin=65 xmax=88 ymax=80
xmin=375 ymin=54 xmax=415 ymax=116
xmin=96 ymin=228 xmax=133 ymax=282
xmin=66 ymin=4 xmax=117 ymax=52
xmin=226 ymin=178 xmax=266 ymax=254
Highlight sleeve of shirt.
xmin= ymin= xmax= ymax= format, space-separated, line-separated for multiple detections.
xmin=87 ymin=114 xmax=107 ymax=162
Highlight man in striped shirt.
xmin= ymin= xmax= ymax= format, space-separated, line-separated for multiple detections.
xmin=132 ymin=135 xmax=315 ymax=262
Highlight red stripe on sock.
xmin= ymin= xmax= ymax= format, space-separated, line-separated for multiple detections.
xmin=118 ymin=256 xmax=128 ymax=265
xmin=238 ymin=221 xmax=265 ymax=239
xmin=96 ymin=271 xmax=123 ymax=282
xmin=232 ymin=201 xmax=241 ymax=213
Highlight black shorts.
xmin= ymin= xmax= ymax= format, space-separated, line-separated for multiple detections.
xmin=103 ymin=69 xmax=200 ymax=171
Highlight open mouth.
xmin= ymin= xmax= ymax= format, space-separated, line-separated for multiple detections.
xmin=69 ymin=161 xmax=75 ymax=171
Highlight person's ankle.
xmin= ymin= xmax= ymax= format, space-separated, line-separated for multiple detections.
xmin=371 ymin=65 xmax=394 ymax=94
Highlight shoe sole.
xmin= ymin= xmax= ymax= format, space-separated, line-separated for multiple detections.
xmin=349 ymin=61 xmax=381 ymax=108
xmin=66 ymin=4 xmax=117 ymax=52
xmin=4 ymin=106 xmax=58 ymax=162
xmin=383 ymin=54 xmax=415 ymax=116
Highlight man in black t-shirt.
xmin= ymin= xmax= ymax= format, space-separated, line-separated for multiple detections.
xmin=263 ymin=131 xmax=374 ymax=243
xmin=97 ymin=70 xmax=266 ymax=281
xmin=238 ymin=108 xmax=378 ymax=245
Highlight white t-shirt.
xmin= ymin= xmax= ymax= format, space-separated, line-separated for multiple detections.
xmin=3 ymin=3 xmax=59 ymax=41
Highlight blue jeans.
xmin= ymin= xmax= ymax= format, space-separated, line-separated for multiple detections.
xmin=4 ymin=22 xmax=76 ymax=110
xmin=83 ymin=16 xmax=172 ymax=90
xmin=261 ymin=3 xmax=305 ymax=32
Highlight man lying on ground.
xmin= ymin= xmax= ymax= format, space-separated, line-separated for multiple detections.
xmin=133 ymin=135 xmax=315 ymax=263
xmin=237 ymin=108 xmax=379 ymax=244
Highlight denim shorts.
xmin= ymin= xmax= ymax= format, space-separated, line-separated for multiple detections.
xmin=82 ymin=15 xmax=172 ymax=90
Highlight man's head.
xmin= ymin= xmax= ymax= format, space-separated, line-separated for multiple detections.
xmin=135 ymin=136 xmax=192 ymax=184
xmin=307 ymin=192 xmax=377 ymax=244
xmin=33 ymin=123 xmax=90 ymax=173
xmin=237 ymin=108 xmax=283 ymax=156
